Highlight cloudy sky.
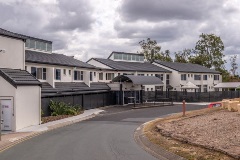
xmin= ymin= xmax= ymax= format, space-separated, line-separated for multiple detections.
xmin=0 ymin=0 xmax=240 ymax=69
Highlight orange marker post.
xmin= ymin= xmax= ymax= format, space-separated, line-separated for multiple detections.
xmin=182 ymin=100 xmax=186 ymax=116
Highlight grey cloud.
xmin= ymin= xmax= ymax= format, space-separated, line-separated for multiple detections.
xmin=119 ymin=0 xmax=225 ymax=22
xmin=46 ymin=0 xmax=94 ymax=31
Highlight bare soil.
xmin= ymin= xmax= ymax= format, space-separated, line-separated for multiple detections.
xmin=144 ymin=108 xmax=239 ymax=160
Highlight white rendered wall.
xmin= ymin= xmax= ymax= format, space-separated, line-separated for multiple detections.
xmin=15 ymin=86 xmax=41 ymax=131
xmin=0 ymin=36 xmax=25 ymax=69
xmin=0 ymin=77 xmax=16 ymax=131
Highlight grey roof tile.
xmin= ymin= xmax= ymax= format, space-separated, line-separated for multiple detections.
xmin=0 ymin=28 xmax=26 ymax=40
xmin=41 ymin=82 xmax=110 ymax=96
xmin=154 ymin=61 xmax=220 ymax=74
xmin=92 ymin=58 xmax=171 ymax=72
xmin=26 ymin=50 xmax=96 ymax=69
xmin=0 ymin=68 xmax=41 ymax=87
xmin=112 ymin=75 xmax=164 ymax=85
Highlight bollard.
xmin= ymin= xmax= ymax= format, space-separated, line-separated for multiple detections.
xmin=182 ymin=100 xmax=186 ymax=116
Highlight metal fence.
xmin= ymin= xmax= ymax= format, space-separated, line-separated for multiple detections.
xmin=41 ymin=91 xmax=116 ymax=116
xmin=143 ymin=91 xmax=240 ymax=102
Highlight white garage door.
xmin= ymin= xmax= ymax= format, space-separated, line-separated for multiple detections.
xmin=0 ymin=99 xmax=12 ymax=131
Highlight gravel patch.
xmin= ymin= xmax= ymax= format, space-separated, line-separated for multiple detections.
xmin=156 ymin=110 xmax=240 ymax=159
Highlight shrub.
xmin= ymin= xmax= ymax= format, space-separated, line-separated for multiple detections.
xmin=49 ymin=100 xmax=82 ymax=116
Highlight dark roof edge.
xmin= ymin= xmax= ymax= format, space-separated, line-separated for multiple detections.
xmin=25 ymin=60 xmax=97 ymax=69
xmin=107 ymin=51 xmax=144 ymax=59
xmin=153 ymin=61 xmax=220 ymax=74
xmin=0 ymin=70 xmax=17 ymax=88
xmin=0 ymin=33 xmax=26 ymax=41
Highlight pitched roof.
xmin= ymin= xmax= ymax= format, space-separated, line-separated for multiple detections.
xmin=25 ymin=50 xmax=96 ymax=69
xmin=107 ymin=51 xmax=144 ymax=59
xmin=41 ymin=82 xmax=110 ymax=97
xmin=0 ymin=28 xmax=26 ymax=40
xmin=214 ymin=82 xmax=240 ymax=88
xmin=0 ymin=28 xmax=51 ymax=43
xmin=91 ymin=58 xmax=171 ymax=72
xmin=0 ymin=68 xmax=41 ymax=88
xmin=154 ymin=61 xmax=220 ymax=74
xmin=112 ymin=75 xmax=164 ymax=85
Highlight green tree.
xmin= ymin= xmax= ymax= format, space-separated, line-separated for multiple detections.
xmin=138 ymin=38 xmax=172 ymax=62
xmin=216 ymin=68 xmax=230 ymax=82
xmin=229 ymin=55 xmax=238 ymax=76
xmin=155 ymin=50 xmax=173 ymax=62
xmin=174 ymin=49 xmax=192 ymax=63
xmin=138 ymin=38 xmax=161 ymax=62
xmin=189 ymin=33 xmax=226 ymax=70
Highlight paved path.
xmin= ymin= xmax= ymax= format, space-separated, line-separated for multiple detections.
xmin=0 ymin=104 xmax=206 ymax=160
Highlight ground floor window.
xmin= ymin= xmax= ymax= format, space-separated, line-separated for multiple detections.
xmin=74 ymin=71 xmax=83 ymax=80
xmin=55 ymin=69 xmax=61 ymax=80
xmin=106 ymin=73 xmax=114 ymax=80
xmin=99 ymin=73 xmax=103 ymax=80
xmin=203 ymin=85 xmax=208 ymax=92
xmin=31 ymin=67 xmax=46 ymax=80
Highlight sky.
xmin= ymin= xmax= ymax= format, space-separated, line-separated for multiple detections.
xmin=0 ymin=0 xmax=240 ymax=70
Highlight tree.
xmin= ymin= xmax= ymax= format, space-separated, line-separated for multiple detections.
xmin=230 ymin=55 xmax=238 ymax=76
xmin=174 ymin=49 xmax=192 ymax=63
xmin=189 ymin=33 xmax=226 ymax=70
xmin=155 ymin=50 xmax=173 ymax=62
xmin=216 ymin=68 xmax=231 ymax=82
xmin=138 ymin=38 xmax=172 ymax=62
xmin=138 ymin=38 xmax=161 ymax=62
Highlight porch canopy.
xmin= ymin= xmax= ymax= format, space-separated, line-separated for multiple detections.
xmin=112 ymin=75 xmax=164 ymax=85
xmin=181 ymin=81 xmax=199 ymax=89
xmin=214 ymin=82 xmax=240 ymax=89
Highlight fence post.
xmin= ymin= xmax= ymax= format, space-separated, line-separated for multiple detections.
xmin=182 ymin=100 xmax=186 ymax=116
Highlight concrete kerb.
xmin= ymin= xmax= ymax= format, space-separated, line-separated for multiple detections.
xmin=134 ymin=119 xmax=186 ymax=160
xmin=0 ymin=109 xmax=104 ymax=153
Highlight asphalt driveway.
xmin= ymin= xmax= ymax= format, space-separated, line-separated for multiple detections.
xmin=0 ymin=104 xmax=206 ymax=160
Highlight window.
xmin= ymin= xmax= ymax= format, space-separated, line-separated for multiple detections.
xmin=74 ymin=71 xmax=83 ymax=80
xmin=166 ymin=74 xmax=170 ymax=85
xmin=151 ymin=88 xmax=153 ymax=91
xmin=63 ymin=69 xmax=66 ymax=75
xmin=42 ymin=68 xmax=46 ymax=80
xmin=118 ymin=54 xmax=122 ymax=60
xmin=181 ymin=74 xmax=187 ymax=80
xmin=55 ymin=69 xmax=61 ymax=80
xmin=151 ymin=74 xmax=153 ymax=76
xmin=138 ymin=74 xmax=144 ymax=76
xmin=118 ymin=73 xmax=121 ymax=76
xmin=69 ymin=70 xmax=71 ymax=75
xmin=99 ymin=73 xmax=103 ymax=80
xmin=188 ymin=74 xmax=190 ymax=77
xmin=123 ymin=54 xmax=127 ymax=60
xmin=132 ymin=55 xmax=136 ymax=61
xmin=203 ymin=85 xmax=208 ymax=92
xmin=94 ymin=72 xmax=96 ymax=77
xmin=90 ymin=72 xmax=93 ymax=81
xmin=136 ymin=55 xmax=140 ymax=61
xmin=114 ymin=53 xmax=118 ymax=59
xmin=31 ymin=67 xmax=37 ymax=77
xmin=31 ymin=67 xmax=46 ymax=80
xmin=26 ymin=39 xmax=30 ymax=48
xmin=147 ymin=74 xmax=149 ymax=76
xmin=41 ymin=42 xmax=46 ymax=51
xmin=140 ymin=56 xmax=144 ymax=61
xmin=30 ymin=40 xmax=35 ymax=49
xmin=194 ymin=75 xmax=201 ymax=80
xmin=37 ymin=68 xmax=43 ymax=79
xmin=36 ymin=41 xmax=41 ymax=50
xmin=106 ymin=73 xmax=114 ymax=80
xmin=155 ymin=74 xmax=163 ymax=80
xmin=203 ymin=75 xmax=208 ymax=80
xmin=214 ymin=75 xmax=219 ymax=80
xmin=147 ymin=88 xmax=149 ymax=91
xmin=127 ymin=55 xmax=131 ymax=60
xmin=47 ymin=43 xmax=52 ymax=52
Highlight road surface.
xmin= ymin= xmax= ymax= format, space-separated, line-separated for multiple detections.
xmin=0 ymin=104 xmax=205 ymax=160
